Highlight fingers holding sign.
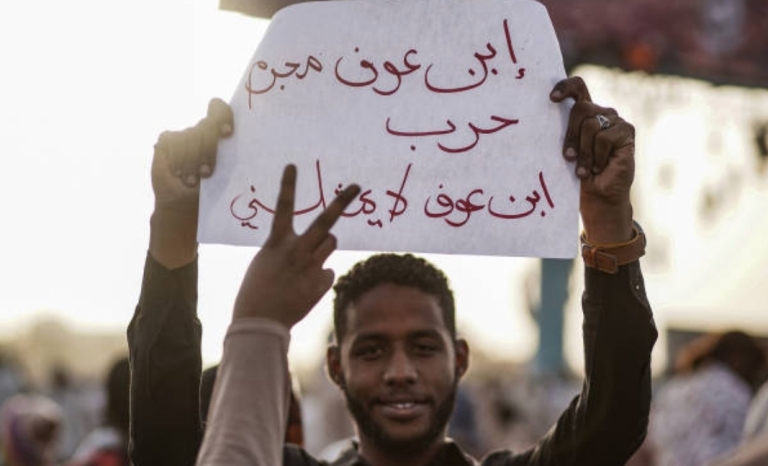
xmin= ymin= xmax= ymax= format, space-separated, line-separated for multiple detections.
xmin=550 ymin=76 xmax=635 ymax=243
xmin=152 ymin=98 xmax=234 ymax=211
xmin=550 ymin=76 xmax=635 ymax=206
xmin=234 ymin=165 xmax=361 ymax=328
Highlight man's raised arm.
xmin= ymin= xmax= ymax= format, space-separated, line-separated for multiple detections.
xmin=489 ymin=77 xmax=657 ymax=466
xmin=196 ymin=166 xmax=359 ymax=466
xmin=128 ymin=99 xmax=233 ymax=466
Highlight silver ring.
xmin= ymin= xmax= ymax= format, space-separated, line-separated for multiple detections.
xmin=596 ymin=114 xmax=612 ymax=130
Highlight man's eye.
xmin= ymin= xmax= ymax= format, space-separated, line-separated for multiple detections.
xmin=356 ymin=346 xmax=383 ymax=359
xmin=413 ymin=343 xmax=439 ymax=355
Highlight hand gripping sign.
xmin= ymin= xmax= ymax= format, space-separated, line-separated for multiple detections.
xmin=199 ymin=0 xmax=577 ymax=258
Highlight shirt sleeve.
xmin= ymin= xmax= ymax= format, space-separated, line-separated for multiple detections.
xmin=486 ymin=261 xmax=658 ymax=466
xmin=195 ymin=318 xmax=292 ymax=466
xmin=128 ymin=253 xmax=203 ymax=466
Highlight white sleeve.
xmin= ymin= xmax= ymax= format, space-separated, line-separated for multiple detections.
xmin=195 ymin=318 xmax=291 ymax=466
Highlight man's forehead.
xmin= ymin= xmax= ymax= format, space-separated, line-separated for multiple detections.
xmin=351 ymin=328 xmax=447 ymax=343
xmin=343 ymin=283 xmax=448 ymax=333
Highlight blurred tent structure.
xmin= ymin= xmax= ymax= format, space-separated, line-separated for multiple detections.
xmin=220 ymin=0 xmax=297 ymax=19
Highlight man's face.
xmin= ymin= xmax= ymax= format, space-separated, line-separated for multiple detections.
xmin=327 ymin=283 xmax=468 ymax=453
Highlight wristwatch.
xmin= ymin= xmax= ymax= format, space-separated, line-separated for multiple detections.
xmin=581 ymin=221 xmax=646 ymax=274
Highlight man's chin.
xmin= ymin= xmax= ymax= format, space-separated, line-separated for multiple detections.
xmin=374 ymin=416 xmax=434 ymax=442
xmin=343 ymin=387 xmax=457 ymax=455
xmin=366 ymin=426 xmax=443 ymax=455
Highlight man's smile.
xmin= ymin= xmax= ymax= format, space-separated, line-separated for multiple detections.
xmin=375 ymin=398 xmax=430 ymax=421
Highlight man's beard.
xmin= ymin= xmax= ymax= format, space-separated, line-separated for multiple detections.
xmin=342 ymin=381 xmax=457 ymax=456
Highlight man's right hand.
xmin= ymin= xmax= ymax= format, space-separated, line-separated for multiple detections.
xmin=233 ymin=165 xmax=360 ymax=328
xmin=149 ymin=98 xmax=234 ymax=269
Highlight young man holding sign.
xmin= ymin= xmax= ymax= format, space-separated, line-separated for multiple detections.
xmin=128 ymin=76 xmax=656 ymax=466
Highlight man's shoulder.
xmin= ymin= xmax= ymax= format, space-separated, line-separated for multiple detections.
xmin=283 ymin=441 xmax=534 ymax=466
xmin=480 ymin=448 xmax=532 ymax=466
xmin=284 ymin=444 xmax=330 ymax=466
xmin=283 ymin=443 xmax=360 ymax=466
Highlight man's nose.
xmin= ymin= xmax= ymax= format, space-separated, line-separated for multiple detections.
xmin=383 ymin=349 xmax=417 ymax=385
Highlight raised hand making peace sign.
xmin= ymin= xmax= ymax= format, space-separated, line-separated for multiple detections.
xmin=233 ymin=165 xmax=360 ymax=328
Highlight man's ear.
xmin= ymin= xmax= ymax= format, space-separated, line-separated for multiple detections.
xmin=326 ymin=345 xmax=344 ymax=388
xmin=454 ymin=339 xmax=470 ymax=379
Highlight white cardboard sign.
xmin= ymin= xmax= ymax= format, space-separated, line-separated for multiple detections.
xmin=199 ymin=0 xmax=578 ymax=257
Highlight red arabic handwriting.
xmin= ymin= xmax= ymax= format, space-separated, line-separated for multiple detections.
xmin=244 ymin=19 xmax=526 ymax=103
xmin=385 ymin=115 xmax=520 ymax=153
xmin=423 ymin=42 xmax=498 ymax=93
xmin=386 ymin=162 xmax=411 ymax=222
xmin=229 ymin=159 xmax=328 ymax=228
xmin=230 ymin=160 xmax=413 ymax=230
xmin=503 ymin=18 xmax=526 ymax=79
xmin=334 ymin=48 xmax=421 ymax=96
xmin=228 ymin=161 xmax=554 ymax=231
xmin=504 ymin=19 xmax=518 ymax=64
xmin=424 ymin=171 xmax=554 ymax=227
xmin=245 ymin=55 xmax=323 ymax=108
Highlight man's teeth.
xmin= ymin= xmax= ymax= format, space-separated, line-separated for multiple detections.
xmin=389 ymin=402 xmax=416 ymax=409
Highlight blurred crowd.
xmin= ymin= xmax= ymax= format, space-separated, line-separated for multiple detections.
xmin=0 ymin=354 xmax=129 ymax=466
xmin=2 ymin=328 xmax=767 ymax=466
xmin=542 ymin=0 xmax=768 ymax=86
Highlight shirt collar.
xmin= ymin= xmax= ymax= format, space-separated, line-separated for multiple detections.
xmin=330 ymin=440 xmax=476 ymax=466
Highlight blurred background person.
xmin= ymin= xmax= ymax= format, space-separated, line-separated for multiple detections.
xmin=46 ymin=367 xmax=98 ymax=463
xmin=0 ymin=393 xmax=63 ymax=466
xmin=712 ymin=413 xmax=768 ymax=466
xmin=647 ymin=330 xmax=768 ymax=466
xmin=0 ymin=353 xmax=26 ymax=412
xmin=742 ymin=377 xmax=768 ymax=441
xmin=706 ymin=378 xmax=768 ymax=466
xmin=65 ymin=357 xmax=129 ymax=466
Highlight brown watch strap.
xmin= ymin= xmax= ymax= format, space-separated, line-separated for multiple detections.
xmin=581 ymin=222 xmax=646 ymax=274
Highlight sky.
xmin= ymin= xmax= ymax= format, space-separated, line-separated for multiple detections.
xmin=0 ymin=0 xmax=268 ymax=353
xmin=2 ymin=0 xmax=768 ymax=377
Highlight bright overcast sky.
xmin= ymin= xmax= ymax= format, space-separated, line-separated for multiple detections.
xmin=0 ymin=0 xmax=273 ymax=355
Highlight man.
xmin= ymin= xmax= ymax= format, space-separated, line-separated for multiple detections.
xmin=129 ymin=77 xmax=657 ymax=466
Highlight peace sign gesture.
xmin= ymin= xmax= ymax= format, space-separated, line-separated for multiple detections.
xmin=233 ymin=165 xmax=361 ymax=328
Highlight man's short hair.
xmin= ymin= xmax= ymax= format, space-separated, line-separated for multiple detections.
xmin=332 ymin=253 xmax=456 ymax=343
